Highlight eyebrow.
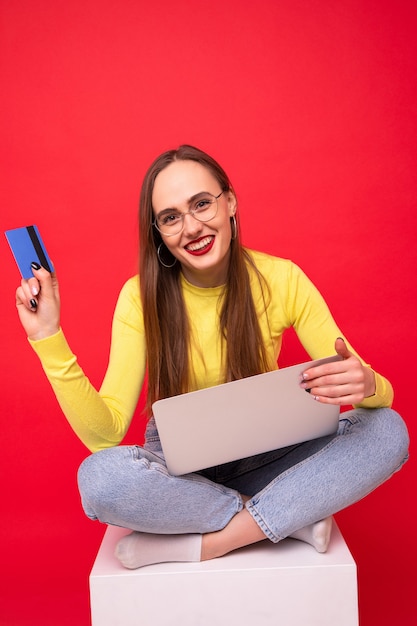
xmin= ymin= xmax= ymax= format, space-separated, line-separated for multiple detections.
xmin=156 ymin=191 xmax=215 ymax=215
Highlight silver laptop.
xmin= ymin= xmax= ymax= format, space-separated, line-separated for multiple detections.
xmin=152 ymin=355 xmax=341 ymax=475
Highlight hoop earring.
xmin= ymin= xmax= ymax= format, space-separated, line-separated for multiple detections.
xmin=157 ymin=242 xmax=177 ymax=268
xmin=230 ymin=215 xmax=237 ymax=240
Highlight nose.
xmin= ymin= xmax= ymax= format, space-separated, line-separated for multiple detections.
xmin=182 ymin=212 xmax=203 ymax=236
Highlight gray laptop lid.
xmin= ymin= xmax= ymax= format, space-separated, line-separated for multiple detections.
xmin=153 ymin=355 xmax=341 ymax=476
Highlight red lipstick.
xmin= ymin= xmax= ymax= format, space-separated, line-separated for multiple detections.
xmin=185 ymin=236 xmax=215 ymax=256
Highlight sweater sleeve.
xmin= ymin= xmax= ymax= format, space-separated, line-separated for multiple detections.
xmin=284 ymin=261 xmax=393 ymax=409
xmin=29 ymin=277 xmax=146 ymax=452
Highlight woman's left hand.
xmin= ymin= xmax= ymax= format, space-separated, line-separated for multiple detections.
xmin=300 ymin=337 xmax=376 ymax=406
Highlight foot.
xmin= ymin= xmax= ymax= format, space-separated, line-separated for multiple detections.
xmin=289 ymin=517 xmax=333 ymax=553
xmin=115 ymin=531 xmax=202 ymax=569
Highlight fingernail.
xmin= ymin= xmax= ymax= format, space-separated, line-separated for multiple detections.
xmin=31 ymin=262 xmax=41 ymax=270
xmin=30 ymin=299 xmax=37 ymax=309
xmin=31 ymin=285 xmax=39 ymax=296
xmin=337 ymin=336 xmax=345 ymax=342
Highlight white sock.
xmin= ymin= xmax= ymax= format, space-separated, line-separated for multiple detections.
xmin=115 ymin=531 xmax=202 ymax=570
xmin=289 ymin=517 xmax=333 ymax=553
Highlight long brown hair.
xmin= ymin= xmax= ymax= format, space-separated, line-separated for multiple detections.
xmin=139 ymin=145 xmax=271 ymax=415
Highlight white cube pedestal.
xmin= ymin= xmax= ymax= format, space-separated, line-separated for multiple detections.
xmin=90 ymin=522 xmax=358 ymax=626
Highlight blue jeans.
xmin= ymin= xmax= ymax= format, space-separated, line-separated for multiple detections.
xmin=77 ymin=407 xmax=409 ymax=542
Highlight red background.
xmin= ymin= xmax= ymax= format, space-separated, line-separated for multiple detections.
xmin=1 ymin=1 xmax=416 ymax=624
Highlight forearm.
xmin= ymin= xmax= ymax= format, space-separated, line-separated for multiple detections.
xmin=29 ymin=329 xmax=141 ymax=451
xmin=288 ymin=264 xmax=394 ymax=409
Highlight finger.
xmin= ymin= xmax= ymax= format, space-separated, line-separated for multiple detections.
xmin=301 ymin=359 xmax=346 ymax=384
xmin=16 ymin=285 xmax=38 ymax=311
xmin=19 ymin=277 xmax=39 ymax=305
xmin=301 ymin=373 xmax=347 ymax=392
xmin=309 ymin=380 xmax=365 ymax=399
xmin=302 ymin=364 xmax=364 ymax=390
xmin=302 ymin=338 xmax=354 ymax=382
xmin=30 ymin=263 xmax=59 ymax=297
xmin=311 ymin=392 xmax=364 ymax=406
xmin=335 ymin=337 xmax=352 ymax=360
xmin=27 ymin=276 xmax=40 ymax=297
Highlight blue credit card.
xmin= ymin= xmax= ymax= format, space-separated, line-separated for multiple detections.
xmin=5 ymin=225 xmax=54 ymax=279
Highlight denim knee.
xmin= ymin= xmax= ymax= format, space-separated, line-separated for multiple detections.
xmin=76 ymin=445 xmax=243 ymax=533
xmin=379 ymin=408 xmax=410 ymax=472
xmin=77 ymin=453 xmax=99 ymax=520
xmin=343 ymin=407 xmax=409 ymax=474
xmin=77 ymin=448 xmax=122 ymax=521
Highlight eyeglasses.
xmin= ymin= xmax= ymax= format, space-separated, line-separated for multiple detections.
xmin=153 ymin=191 xmax=224 ymax=236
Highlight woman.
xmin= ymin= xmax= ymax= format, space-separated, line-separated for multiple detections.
xmin=15 ymin=145 xmax=409 ymax=569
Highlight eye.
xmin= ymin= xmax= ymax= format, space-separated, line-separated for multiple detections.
xmin=159 ymin=212 xmax=181 ymax=226
xmin=194 ymin=198 xmax=212 ymax=212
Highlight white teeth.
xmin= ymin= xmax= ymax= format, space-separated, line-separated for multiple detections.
xmin=186 ymin=236 xmax=213 ymax=252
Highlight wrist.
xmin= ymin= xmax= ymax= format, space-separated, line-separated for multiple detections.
xmin=363 ymin=367 xmax=376 ymax=398
xmin=28 ymin=326 xmax=60 ymax=342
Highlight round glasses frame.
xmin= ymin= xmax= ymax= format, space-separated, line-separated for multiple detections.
xmin=153 ymin=191 xmax=224 ymax=236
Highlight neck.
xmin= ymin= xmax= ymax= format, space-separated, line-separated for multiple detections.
xmin=180 ymin=266 xmax=227 ymax=288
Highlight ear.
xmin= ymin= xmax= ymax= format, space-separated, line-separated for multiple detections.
xmin=227 ymin=190 xmax=237 ymax=216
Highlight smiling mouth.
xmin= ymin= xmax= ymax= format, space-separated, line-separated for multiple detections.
xmin=185 ymin=235 xmax=215 ymax=255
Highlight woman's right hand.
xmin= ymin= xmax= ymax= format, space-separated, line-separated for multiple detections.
xmin=15 ymin=263 xmax=61 ymax=341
